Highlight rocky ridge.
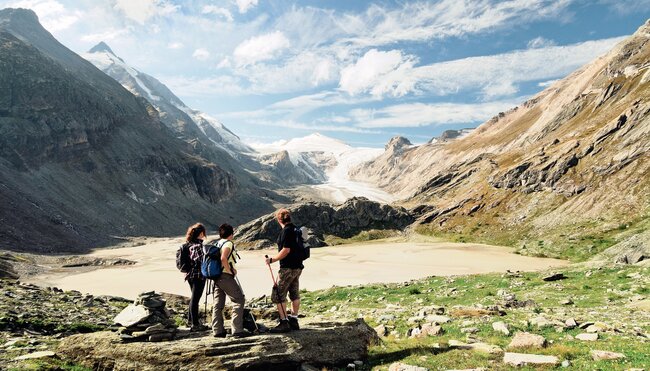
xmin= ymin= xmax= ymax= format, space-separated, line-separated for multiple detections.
xmin=352 ymin=20 xmax=650 ymax=260
xmin=236 ymin=197 xmax=414 ymax=249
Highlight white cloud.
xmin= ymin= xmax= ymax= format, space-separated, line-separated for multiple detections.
xmin=192 ymin=48 xmax=211 ymax=61
xmin=113 ymin=0 xmax=178 ymax=24
xmin=81 ymin=28 xmax=131 ymax=43
xmin=250 ymin=119 xmax=378 ymax=134
xmin=600 ymin=0 xmax=650 ymax=15
xmin=236 ymin=0 xmax=258 ymax=14
xmin=538 ymin=79 xmax=559 ymax=87
xmin=350 ymin=100 xmax=522 ymax=128
xmin=167 ymin=42 xmax=183 ymax=49
xmin=336 ymin=0 xmax=574 ymax=48
xmin=233 ymin=51 xmax=338 ymax=93
xmin=527 ymin=36 xmax=556 ymax=49
xmin=162 ymin=75 xmax=248 ymax=97
xmin=233 ymin=31 xmax=290 ymax=66
xmin=216 ymin=58 xmax=232 ymax=69
xmin=7 ymin=0 xmax=82 ymax=31
xmin=202 ymin=5 xmax=233 ymax=22
xmin=411 ymin=37 xmax=624 ymax=99
xmin=339 ymin=49 xmax=417 ymax=97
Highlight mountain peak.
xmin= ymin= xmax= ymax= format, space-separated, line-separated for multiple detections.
xmin=385 ymin=136 xmax=412 ymax=152
xmin=88 ymin=42 xmax=117 ymax=56
xmin=0 ymin=8 xmax=40 ymax=25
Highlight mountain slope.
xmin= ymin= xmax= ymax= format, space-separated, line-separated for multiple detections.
xmin=353 ymin=20 xmax=650 ymax=259
xmin=83 ymin=42 xmax=253 ymax=155
xmin=0 ymin=8 xmax=273 ymax=252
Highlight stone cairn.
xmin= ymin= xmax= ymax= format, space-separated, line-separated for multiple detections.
xmin=113 ymin=291 xmax=178 ymax=342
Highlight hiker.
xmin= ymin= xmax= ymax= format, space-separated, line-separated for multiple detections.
xmin=265 ymin=208 xmax=304 ymax=333
xmin=183 ymin=223 xmax=208 ymax=331
xmin=210 ymin=223 xmax=250 ymax=338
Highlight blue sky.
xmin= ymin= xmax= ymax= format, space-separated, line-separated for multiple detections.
xmin=3 ymin=0 xmax=650 ymax=147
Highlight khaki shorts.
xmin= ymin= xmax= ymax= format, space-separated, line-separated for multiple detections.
xmin=271 ymin=268 xmax=302 ymax=303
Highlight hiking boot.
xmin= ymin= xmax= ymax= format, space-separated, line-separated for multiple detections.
xmin=269 ymin=319 xmax=291 ymax=333
xmin=213 ymin=331 xmax=227 ymax=338
xmin=288 ymin=316 xmax=300 ymax=330
xmin=190 ymin=324 xmax=209 ymax=332
xmin=230 ymin=331 xmax=253 ymax=338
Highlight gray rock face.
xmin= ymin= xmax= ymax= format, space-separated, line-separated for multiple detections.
xmin=590 ymin=350 xmax=626 ymax=361
xmin=58 ymin=319 xmax=379 ymax=370
xmin=236 ymin=197 xmax=414 ymax=249
xmin=0 ymin=9 xmax=275 ymax=253
xmin=113 ymin=305 xmax=150 ymax=328
xmin=508 ymin=332 xmax=546 ymax=349
xmin=600 ymin=230 xmax=650 ymax=264
xmin=504 ymin=352 xmax=559 ymax=366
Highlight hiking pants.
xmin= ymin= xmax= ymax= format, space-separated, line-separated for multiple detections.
xmin=188 ymin=277 xmax=206 ymax=326
xmin=212 ymin=273 xmax=245 ymax=334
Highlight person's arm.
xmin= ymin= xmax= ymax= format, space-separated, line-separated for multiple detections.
xmin=267 ymin=247 xmax=290 ymax=264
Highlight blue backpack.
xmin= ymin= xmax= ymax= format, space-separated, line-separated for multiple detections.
xmin=201 ymin=240 xmax=233 ymax=279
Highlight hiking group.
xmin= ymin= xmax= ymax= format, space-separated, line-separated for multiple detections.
xmin=177 ymin=208 xmax=306 ymax=338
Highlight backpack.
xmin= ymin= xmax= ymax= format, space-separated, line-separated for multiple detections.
xmin=295 ymin=227 xmax=310 ymax=261
xmin=176 ymin=243 xmax=192 ymax=273
xmin=201 ymin=240 xmax=233 ymax=279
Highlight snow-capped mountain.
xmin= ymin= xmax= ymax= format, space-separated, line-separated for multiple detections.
xmin=252 ymin=133 xmax=393 ymax=203
xmin=84 ymin=42 xmax=253 ymax=155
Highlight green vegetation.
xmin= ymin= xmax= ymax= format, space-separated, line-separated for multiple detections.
xmin=325 ymin=229 xmax=402 ymax=245
xmin=415 ymin=213 xmax=650 ymax=262
xmin=299 ymin=263 xmax=649 ymax=370
xmin=8 ymin=359 xmax=92 ymax=371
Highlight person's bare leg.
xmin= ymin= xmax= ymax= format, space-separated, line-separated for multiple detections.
xmin=276 ymin=303 xmax=288 ymax=319
xmin=291 ymin=299 xmax=300 ymax=317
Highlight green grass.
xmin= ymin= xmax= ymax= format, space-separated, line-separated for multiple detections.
xmin=325 ymin=229 xmax=402 ymax=245
xmin=415 ymin=213 xmax=650 ymax=262
xmin=299 ymin=263 xmax=650 ymax=370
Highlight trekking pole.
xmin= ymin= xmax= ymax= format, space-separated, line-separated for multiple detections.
xmin=265 ymin=255 xmax=288 ymax=321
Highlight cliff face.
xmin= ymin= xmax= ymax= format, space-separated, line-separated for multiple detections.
xmin=0 ymin=9 xmax=274 ymax=252
xmin=353 ymin=20 xmax=650 ymax=258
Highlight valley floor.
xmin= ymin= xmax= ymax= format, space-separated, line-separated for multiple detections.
xmin=22 ymin=236 xmax=565 ymax=299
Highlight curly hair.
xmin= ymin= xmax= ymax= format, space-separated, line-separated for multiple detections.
xmin=185 ymin=223 xmax=206 ymax=243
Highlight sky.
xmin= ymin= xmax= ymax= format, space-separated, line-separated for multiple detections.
xmin=2 ymin=0 xmax=650 ymax=147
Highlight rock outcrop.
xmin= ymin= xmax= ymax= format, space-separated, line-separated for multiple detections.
xmin=236 ymin=197 xmax=414 ymax=249
xmin=114 ymin=292 xmax=178 ymax=342
xmin=598 ymin=230 xmax=650 ymax=264
xmin=57 ymin=319 xmax=379 ymax=370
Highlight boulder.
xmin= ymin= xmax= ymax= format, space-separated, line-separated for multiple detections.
xmin=388 ymin=363 xmax=428 ymax=371
xmin=58 ymin=319 xmax=379 ymax=370
xmin=492 ymin=321 xmax=510 ymax=336
xmin=542 ymin=273 xmax=567 ymax=281
xmin=503 ymin=352 xmax=559 ymax=366
xmin=374 ymin=324 xmax=388 ymax=337
xmin=599 ymin=230 xmax=650 ymax=264
xmin=590 ymin=350 xmax=626 ymax=361
xmin=508 ymin=332 xmax=546 ymax=349
xmin=420 ymin=324 xmax=443 ymax=336
xmin=13 ymin=351 xmax=56 ymax=361
xmin=576 ymin=333 xmax=598 ymax=341
xmin=427 ymin=315 xmax=451 ymax=324
xmin=113 ymin=304 xmax=150 ymax=327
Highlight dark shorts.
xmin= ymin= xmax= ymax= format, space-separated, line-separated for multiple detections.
xmin=271 ymin=268 xmax=302 ymax=303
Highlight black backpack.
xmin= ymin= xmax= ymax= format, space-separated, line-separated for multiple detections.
xmin=176 ymin=243 xmax=193 ymax=273
xmin=295 ymin=227 xmax=310 ymax=260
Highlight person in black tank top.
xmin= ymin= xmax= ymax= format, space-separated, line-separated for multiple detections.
xmin=265 ymin=208 xmax=304 ymax=333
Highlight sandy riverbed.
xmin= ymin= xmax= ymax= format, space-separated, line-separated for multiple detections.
xmin=25 ymin=237 xmax=567 ymax=300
